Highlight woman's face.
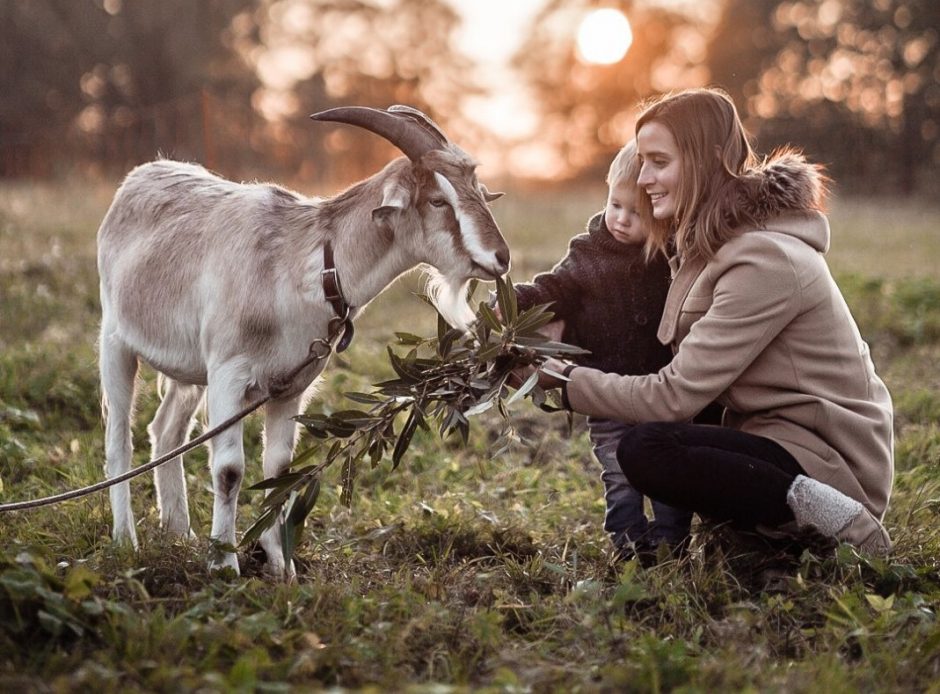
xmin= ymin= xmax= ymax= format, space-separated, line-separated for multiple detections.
xmin=637 ymin=121 xmax=681 ymax=220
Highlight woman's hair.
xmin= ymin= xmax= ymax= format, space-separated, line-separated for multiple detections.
xmin=635 ymin=87 xmax=759 ymax=260
xmin=606 ymin=139 xmax=640 ymax=189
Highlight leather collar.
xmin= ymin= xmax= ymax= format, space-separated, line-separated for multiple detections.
xmin=322 ymin=240 xmax=355 ymax=352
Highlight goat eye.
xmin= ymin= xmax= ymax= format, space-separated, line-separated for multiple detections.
xmin=429 ymin=198 xmax=449 ymax=208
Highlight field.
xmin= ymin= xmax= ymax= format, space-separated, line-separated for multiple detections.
xmin=1 ymin=178 xmax=940 ymax=692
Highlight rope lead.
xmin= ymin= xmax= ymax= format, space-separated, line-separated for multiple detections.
xmin=0 ymin=338 xmax=333 ymax=513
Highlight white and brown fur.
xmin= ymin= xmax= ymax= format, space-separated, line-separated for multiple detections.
xmin=97 ymin=147 xmax=509 ymax=579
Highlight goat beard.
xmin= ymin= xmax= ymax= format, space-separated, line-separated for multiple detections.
xmin=425 ymin=270 xmax=475 ymax=331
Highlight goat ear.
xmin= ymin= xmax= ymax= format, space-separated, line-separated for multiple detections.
xmin=371 ymin=205 xmax=398 ymax=225
xmin=372 ymin=184 xmax=410 ymax=235
xmin=481 ymin=184 xmax=504 ymax=203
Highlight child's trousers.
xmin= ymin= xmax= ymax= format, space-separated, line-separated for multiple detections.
xmin=588 ymin=417 xmax=692 ymax=550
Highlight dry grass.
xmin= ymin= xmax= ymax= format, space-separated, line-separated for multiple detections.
xmin=1 ymin=177 xmax=939 ymax=692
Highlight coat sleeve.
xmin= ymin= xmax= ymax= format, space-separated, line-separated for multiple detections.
xmin=514 ymin=236 xmax=589 ymax=322
xmin=564 ymin=238 xmax=803 ymax=423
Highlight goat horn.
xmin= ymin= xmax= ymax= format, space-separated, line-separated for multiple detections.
xmin=310 ymin=105 xmax=447 ymax=162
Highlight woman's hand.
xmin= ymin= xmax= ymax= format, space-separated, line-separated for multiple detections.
xmin=510 ymin=358 xmax=572 ymax=391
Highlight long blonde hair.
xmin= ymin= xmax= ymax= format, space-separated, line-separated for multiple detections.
xmin=636 ymin=88 xmax=758 ymax=261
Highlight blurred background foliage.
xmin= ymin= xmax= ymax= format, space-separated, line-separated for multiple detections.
xmin=1 ymin=0 xmax=938 ymax=194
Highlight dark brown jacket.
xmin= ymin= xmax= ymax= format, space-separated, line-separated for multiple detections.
xmin=515 ymin=212 xmax=672 ymax=376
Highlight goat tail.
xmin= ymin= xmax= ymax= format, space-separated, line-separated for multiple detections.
xmin=425 ymin=270 xmax=474 ymax=331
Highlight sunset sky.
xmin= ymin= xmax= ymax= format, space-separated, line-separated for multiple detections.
xmin=444 ymin=0 xmax=714 ymax=172
xmin=447 ymin=0 xmax=547 ymax=139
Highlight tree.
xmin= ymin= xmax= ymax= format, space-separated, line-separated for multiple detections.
xmin=707 ymin=0 xmax=940 ymax=194
xmin=512 ymin=0 xmax=702 ymax=180
xmin=1 ymin=0 xmax=481 ymax=182
xmin=250 ymin=0 xmax=482 ymax=182
xmin=0 ymin=0 xmax=260 ymax=177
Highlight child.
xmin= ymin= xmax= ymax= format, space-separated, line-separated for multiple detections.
xmin=513 ymin=140 xmax=690 ymax=560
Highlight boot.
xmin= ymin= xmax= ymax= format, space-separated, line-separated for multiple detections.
xmin=786 ymin=475 xmax=892 ymax=556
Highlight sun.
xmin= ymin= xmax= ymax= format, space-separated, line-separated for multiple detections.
xmin=576 ymin=8 xmax=633 ymax=65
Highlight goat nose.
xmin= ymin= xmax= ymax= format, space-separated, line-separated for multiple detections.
xmin=495 ymin=249 xmax=510 ymax=273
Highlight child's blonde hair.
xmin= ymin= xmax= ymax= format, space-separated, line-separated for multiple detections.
xmin=606 ymin=139 xmax=640 ymax=189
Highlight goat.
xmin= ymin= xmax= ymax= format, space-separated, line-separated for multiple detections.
xmin=96 ymin=105 xmax=511 ymax=578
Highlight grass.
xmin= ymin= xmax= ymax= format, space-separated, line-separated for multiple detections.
xmin=1 ymin=179 xmax=940 ymax=691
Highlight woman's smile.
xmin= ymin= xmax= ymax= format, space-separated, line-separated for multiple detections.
xmin=637 ymin=121 xmax=682 ymax=220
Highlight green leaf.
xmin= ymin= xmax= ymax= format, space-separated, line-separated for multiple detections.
xmin=477 ymin=301 xmax=502 ymax=331
xmin=499 ymin=275 xmax=518 ymax=323
xmin=476 ymin=343 xmax=504 ymax=362
xmin=506 ymin=369 xmax=540 ymax=405
xmin=540 ymin=365 xmax=572 ymax=382
xmin=330 ymin=409 xmax=379 ymax=429
xmin=249 ymin=470 xmax=308 ymax=491
xmin=282 ymin=478 xmax=321 ymax=562
xmin=324 ymin=418 xmax=357 ymax=439
xmin=437 ymin=327 xmax=463 ymax=358
xmin=340 ymin=456 xmax=356 ymax=507
xmin=440 ymin=408 xmax=468 ymax=438
xmin=454 ymin=419 xmax=470 ymax=446
xmin=514 ymin=305 xmax=557 ymax=336
xmin=465 ymin=278 xmax=480 ymax=303
xmin=463 ymin=398 xmax=495 ymax=417
xmin=242 ymin=506 xmax=280 ymax=547
xmin=344 ymin=391 xmax=385 ymax=404
xmin=368 ymin=438 xmax=387 ymax=467
xmin=511 ymin=337 xmax=589 ymax=355
xmin=392 ymin=408 xmax=419 ymax=470
xmin=260 ymin=478 xmax=306 ymax=511
xmin=387 ymin=346 xmax=420 ymax=382
xmin=395 ymin=332 xmax=425 ymax=345
xmin=295 ymin=415 xmax=331 ymax=439
xmin=529 ymin=384 xmax=547 ymax=408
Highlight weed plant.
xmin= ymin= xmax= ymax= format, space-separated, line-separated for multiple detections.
xmin=1 ymin=183 xmax=939 ymax=691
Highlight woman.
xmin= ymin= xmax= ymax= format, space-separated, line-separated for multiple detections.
xmin=538 ymin=88 xmax=893 ymax=555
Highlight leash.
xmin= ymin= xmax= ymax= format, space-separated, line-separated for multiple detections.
xmin=0 ymin=243 xmax=354 ymax=513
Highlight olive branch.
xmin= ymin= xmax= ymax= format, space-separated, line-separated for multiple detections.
xmin=241 ymin=276 xmax=587 ymax=563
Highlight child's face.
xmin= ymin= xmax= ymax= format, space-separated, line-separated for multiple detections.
xmin=604 ymin=179 xmax=647 ymax=245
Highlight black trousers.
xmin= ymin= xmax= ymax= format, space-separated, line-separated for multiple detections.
xmin=616 ymin=422 xmax=806 ymax=528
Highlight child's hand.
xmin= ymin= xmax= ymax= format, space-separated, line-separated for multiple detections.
xmin=540 ymin=319 xmax=565 ymax=341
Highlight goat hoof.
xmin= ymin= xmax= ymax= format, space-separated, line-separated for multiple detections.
xmin=208 ymin=552 xmax=241 ymax=577
xmin=112 ymin=526 xmax=139 ymax=550
xmin=160 ymin=520 xmax=194 ymax=540
xmin=264 ymin=557 xmax=296 ymax=583
xmin=258 ymin=526 xmax=296 ymax=581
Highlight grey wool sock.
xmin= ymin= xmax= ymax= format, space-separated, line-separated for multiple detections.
xmin=786 ymin=475 xmax=863 ymax=537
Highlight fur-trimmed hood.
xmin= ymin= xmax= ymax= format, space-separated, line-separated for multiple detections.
xmin=729 ymin=148 xmax=830 ymax=253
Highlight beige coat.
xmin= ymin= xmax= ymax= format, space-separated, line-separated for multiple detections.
xmin=564 ymin=209 xmax=894 ymax=519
